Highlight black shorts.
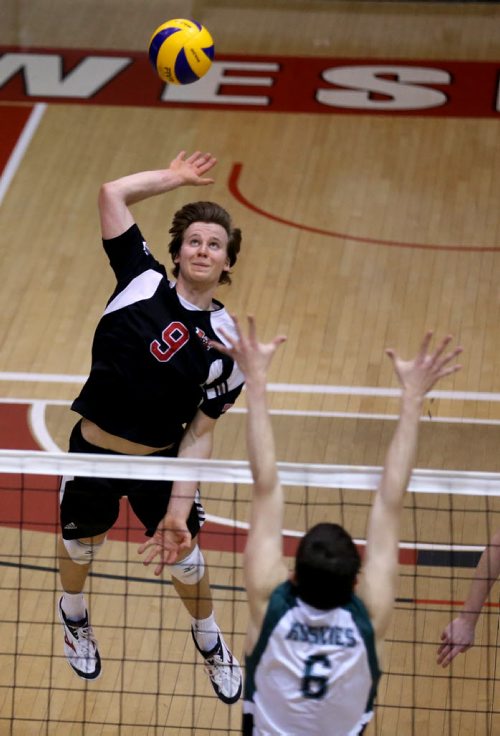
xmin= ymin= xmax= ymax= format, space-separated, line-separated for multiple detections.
xmin=60 ymin=420 xmax=205 ymax=540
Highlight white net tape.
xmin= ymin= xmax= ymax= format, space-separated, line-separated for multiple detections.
xmin=1 ymin=449 xmax=500 ymax=496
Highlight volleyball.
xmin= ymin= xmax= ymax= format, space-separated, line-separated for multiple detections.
xmin=148 ymin=18 xmax=214 ymax=85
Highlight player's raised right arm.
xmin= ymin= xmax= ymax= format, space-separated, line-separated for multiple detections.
xmin=210 ymin=317 xmax=287 ymax=638
xmin=98 ymin=150 xmax=217 ymax=239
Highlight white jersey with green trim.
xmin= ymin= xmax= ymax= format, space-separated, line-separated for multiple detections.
xmin=243 ymin=581 xmax=381 ymax=736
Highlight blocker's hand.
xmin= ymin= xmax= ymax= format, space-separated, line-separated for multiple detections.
xmin=210 ymin=314 xmax=287 ymax=384
xmin=385 ymin=331 xmax=462 ymax=398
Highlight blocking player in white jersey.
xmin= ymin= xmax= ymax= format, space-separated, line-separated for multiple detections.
xmin=212 ymin=317 xmax=462 ymax=735
xmin=57 ymin=151 xmax=243 ymax=703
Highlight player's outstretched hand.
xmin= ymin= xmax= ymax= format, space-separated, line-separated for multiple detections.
xmin=210 ymin=315 xmax=286 ymax=384
xmin=138 ymin=514 xmax=191 ymax=576
xmin=169 ymin=150 xmax=217 ymax=186
xmin=437 ymin=616 xmax=476 ymax=667
xmin=385 ymin=331 xmax=462 ymax=398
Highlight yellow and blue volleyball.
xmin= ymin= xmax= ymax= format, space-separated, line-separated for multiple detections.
xmin=148 ymin=18 xmax=214 ymax=85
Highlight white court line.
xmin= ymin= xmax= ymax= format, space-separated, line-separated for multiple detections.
xmin=1 ymin=396 xmax=500 ymax=427
xmin=29 ymin=401 xmax=62 ymax=453
xmin=268 ymin=384 xmax=500 ymax=402
xmin=205 ymin=513 xmax=485 ymax=552
xmin=0 ymin=103 xmax=47 ymax=206
xmin=0 ymin=372 xmax=85 ymax=384
xmin=0 ymin=397 xmax=71 ymax=406
xmin=1 ymin=371 xmax=499 ymax=402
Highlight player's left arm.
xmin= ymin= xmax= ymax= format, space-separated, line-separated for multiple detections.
xmin=169 ymin=407 xmax=216 ymax=520
xmin=210 ymin=316 xmax=288 ymax=645
xmin=138 ymin=409 xmax=216 ymax=574
xmin=243 ymin=381 xmax=290 ymax=646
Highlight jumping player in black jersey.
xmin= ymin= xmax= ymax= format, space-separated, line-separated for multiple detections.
xmin=57 ymin=150 xmax=243 ymax=703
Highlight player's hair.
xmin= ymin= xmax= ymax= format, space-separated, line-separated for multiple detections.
xmin=168 ymin=201 xmax=241 ymax=285
xmin=294 ymin=523 xmax=361 ymax=610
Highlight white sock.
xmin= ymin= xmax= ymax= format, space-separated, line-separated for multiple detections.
xmin=62 ymin=592 xmax=86 ymax=622
xmin=192 ymin=612 xmax=219 ymax=652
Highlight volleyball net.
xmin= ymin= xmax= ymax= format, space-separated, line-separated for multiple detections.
xmin=1 ymin=449 xmax=500 ymax=735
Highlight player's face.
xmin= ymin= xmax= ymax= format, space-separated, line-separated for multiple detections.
xmin=175 ymin=222 xmax=230 ymax=286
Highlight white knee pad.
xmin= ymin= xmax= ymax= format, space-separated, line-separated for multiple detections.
xmin=63 ymin=537 xmax=106 ymax=566
xmin=170 ymin=545 xmax=205 ymax=584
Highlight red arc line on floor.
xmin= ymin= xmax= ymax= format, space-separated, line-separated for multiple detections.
xmin=228 ymin=162 xmax=500 ymax=253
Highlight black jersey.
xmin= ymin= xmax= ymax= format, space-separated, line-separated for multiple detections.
xmin=72 ymin=224 xmax=244 ymax=447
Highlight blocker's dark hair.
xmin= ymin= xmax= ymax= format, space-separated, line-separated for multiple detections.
xmin=168 ymin=201 xmax=242 ymax=285
xmin=294 ymin=523 xmax=361 ymax=610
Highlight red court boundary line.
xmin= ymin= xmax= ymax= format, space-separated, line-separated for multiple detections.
xmin=228 ymin=162 xmax=500 ymax=253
